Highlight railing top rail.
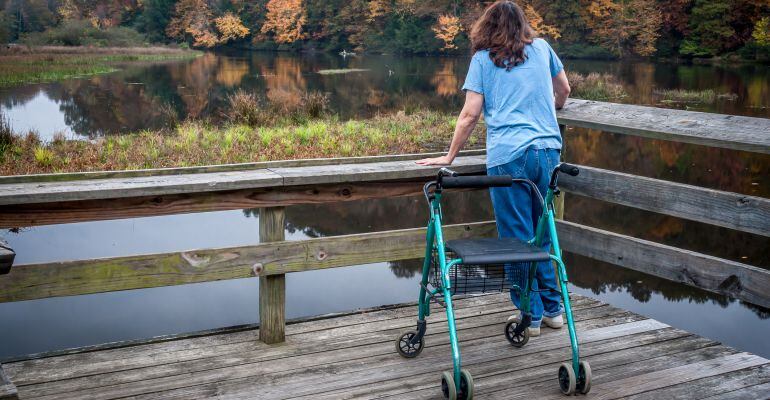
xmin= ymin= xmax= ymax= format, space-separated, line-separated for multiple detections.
xmin=0 ymin=155 xmax=487 ymax=206
xmin=558 ymin=99 xmax=770 ymax=154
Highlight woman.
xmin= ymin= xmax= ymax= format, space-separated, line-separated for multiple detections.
xmin=417 ymin=0 xmax=571 ymax=337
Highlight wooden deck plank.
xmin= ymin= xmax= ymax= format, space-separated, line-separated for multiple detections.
xmin=17 ymin=299 xmax=612 ymax=399
xmin=8 ymin=293 xmax=769 ymax=400
xmin=122 ymin=310 xmax=655 ymax=400
xmin=0 ymin=364 xmax=17 ymax=400
xmin=627 ymin=364 xmax=770 ymax=400
xmin=6 ymin=295 xmax=536 ymax=385
xmin=279 ymin=326 xmax=689 ymax=400
xmin=702 ymin=379 xmax=770 ymax=400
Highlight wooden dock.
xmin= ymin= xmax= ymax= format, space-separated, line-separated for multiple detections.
xmin=1 ymin=99 xmax=769 ymax=399
xmin=3 ymin=293 xmax=769 ymax=399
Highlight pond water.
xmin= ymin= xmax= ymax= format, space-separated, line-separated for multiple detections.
xmin=0 ymin=51 xmax=768 ymax=361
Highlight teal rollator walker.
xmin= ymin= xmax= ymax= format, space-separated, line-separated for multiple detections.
xmin=395 ymin=163 xmax=591 ymax=398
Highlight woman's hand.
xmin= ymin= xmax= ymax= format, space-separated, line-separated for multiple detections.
xmin=415 ymin=155 xmax=454 ymax=166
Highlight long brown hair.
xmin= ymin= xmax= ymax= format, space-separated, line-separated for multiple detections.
xmin=470 ymin=1 xmax=536 ymax=70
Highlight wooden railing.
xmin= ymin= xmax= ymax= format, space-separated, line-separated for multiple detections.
xmin=0 ymin=99 xmax=768 ymax=349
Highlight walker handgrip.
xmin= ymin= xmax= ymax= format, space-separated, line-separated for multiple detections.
xmin=441 ymin=175 xmax=513 ymax=188
xmin=558 ymin=163 xmax=580 ymax=176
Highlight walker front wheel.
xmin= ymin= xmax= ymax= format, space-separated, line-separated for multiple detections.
xmin=558 ymin=362 xmax=576 ymax=395
xmin=441 ymin=371 xmax=457 ymax=400
xmin=505 ymin=320 xmax=529 ymax=348
xmin=395 ymin=329 xmax=424 ymax=358
xmin=577 ymin=360 xmax=592 ymax=394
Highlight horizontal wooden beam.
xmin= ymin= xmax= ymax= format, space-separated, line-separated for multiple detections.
xmin=557 ymin=220 xmax=770 ymax=309
xmin=0 ymin=180 xmax=432 ymax=229
xmin=558 ymin=99 xmax=770 ymax=154
xmin=560 ymin=165 xmax=770 ymax=237
xmin=0 ymin=364 xmax=17 ymax=400
xmin=0 ymin=155 xmax=487 ymax=207
xmin=0 ymin=222 xmax=497 ymax=303
xmin=0 ymin=150 xmax=486 ymax=185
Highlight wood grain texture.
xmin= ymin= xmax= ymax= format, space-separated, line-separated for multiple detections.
xmin=0 ymin=222 xmax=496 ymax=303
xmin=0 ymin=364 xmax=17 ymax=400
xmin=560 ymin=165 xmax=770 ymax=236
xmin=0 ymin=169 xmax=283 ymax=206
xmin=588 ymin=352 xmax=768 ymax=400
xmin=557 ymin=220 xmax=770 ymax=308
xmin=8 ymin=291 xmax=766 ymax=400
xmin=258 ymin=207 xmax=286 ymax=344
xmin=558 ymin=99 xmax=770 ymax=154
xmin=0 ymin=150 xmax=486 ymax=184
xmin=0 ymin=180 xmax=432 ymax=229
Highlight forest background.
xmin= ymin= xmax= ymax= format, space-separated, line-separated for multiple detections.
xmin=0 ymin=0 xmax=769 ymax=61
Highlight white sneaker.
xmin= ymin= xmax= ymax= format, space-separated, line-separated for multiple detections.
xmin=543 ymin=315 xmax=564 ymax=329
xmin=507 ymin=313 xmax=540 ymax=336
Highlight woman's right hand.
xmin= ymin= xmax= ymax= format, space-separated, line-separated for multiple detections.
xmin=415 ymin=155 xmax=454 ymax=166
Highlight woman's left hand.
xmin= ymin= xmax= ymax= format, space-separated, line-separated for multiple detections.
xmin=415 ymin=155 xmax=454 ymax=166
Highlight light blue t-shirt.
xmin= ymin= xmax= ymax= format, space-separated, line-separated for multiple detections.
xmin=462 ymin=38 xmax=564 ymax=168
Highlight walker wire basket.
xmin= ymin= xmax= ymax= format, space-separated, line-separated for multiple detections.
xmin=428 ymin=249 xmax=529 ymax=297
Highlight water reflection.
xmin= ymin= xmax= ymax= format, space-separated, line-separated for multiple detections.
xmin=1 ymin=52 xmax=768 ymax=141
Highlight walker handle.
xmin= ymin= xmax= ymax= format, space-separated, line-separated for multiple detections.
xmin=558 ymin=163 xmax=580 ymax=176
xmin=441 ymin=175 xmax=513 ymax=188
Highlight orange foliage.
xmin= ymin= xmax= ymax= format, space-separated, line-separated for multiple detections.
xmin=214 ymin=13 xmax=250 ymax=43
xmin=524 ymin=4 xmax=561 ymax=40
xmin=261 ymin=0 xmax=307 ymax=44
xmin=368 ymin=0 xmax=391 ymax=22
xmin=166 ymin=0 xmax=220 ymax=47
xmin=432 ymin=14 xmax=463 ymax=50
xmin=586 ymin=0 xmax=662 ymax=56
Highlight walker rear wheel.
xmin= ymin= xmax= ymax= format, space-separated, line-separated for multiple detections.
xmin=577 ymin=360 xmax=592 ymax=394
xmin=395 ymin=329 xmax=424 ymax=358
xmin=505 ymin=320 xmax=530 ymax=348
xmin=441 ymin=371 xmax=457 ymax=400
xmin=558 ymin=362 xmax=576 ymax=395
xmin=460 ymin=369 xmax=474 ymax=400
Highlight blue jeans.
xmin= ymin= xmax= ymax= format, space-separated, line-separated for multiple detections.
xmin=488 ymin=147 xmax=563 ymax=328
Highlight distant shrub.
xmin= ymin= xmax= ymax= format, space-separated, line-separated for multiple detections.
xmin=21 ymin=21 xmax=147 ymax=47
xmin=226 ymin=90 xmax=268 ymax=127
xmin=0 ymin=112 xmax=15 ymax=159
xmin=301 ymin=91 xmax=330 ymax=118
xmin=654 ymin=88 xmax=737 ymax=103
xmin=567 ymin=72 xmax=627 ymax=101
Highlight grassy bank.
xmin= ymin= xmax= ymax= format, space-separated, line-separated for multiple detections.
xmin=0 ymin=46 xmax=201 ymax=87
xmin=0 ymin=110 xmax=482 ymax=176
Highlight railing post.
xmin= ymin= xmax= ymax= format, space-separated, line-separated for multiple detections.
xmin=555 ymin=124 xmax=567 ymax=220
xmin=258 ymin=206 xmax=286 ymax=344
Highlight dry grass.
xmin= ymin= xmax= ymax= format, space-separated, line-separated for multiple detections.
xmin=567 ymin=71 xmax=627 ymax=101
xmin=0 ymin=111 xmax=483 ymax=175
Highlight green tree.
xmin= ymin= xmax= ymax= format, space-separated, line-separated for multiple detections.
xmin=680 ymin=0 xmax=733 ymax=57
xmin=2 ymin=0 xmax=55 ymax=40
xmin=135 ymin=0 xmax=176 ymax=42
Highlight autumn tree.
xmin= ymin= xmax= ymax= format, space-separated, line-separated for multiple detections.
xmin=585 ymin=0 xmax=661 ymax=57
xmin=432 ymin=14 xmax=462 ymax=50
xmin=753 ymin=16 xmax=770 ymax=47
xmin=524 ymin=3 xmax=560 ymax=40
xmin=215 ymin=12 xmax=249 ymax=43
xmin=166 ymin=0 xmax=219 ymax=47
xmin=261 ymin=0 xmax=307 ymax=44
